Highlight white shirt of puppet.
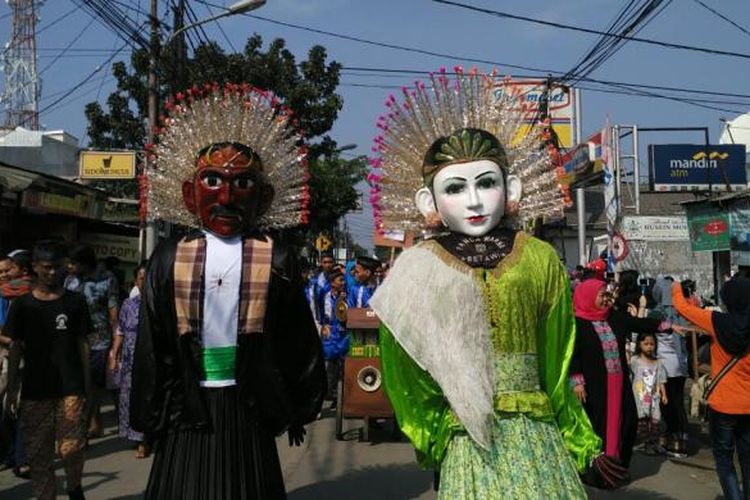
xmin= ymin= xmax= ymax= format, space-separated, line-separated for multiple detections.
xmin=201 ymin=231 xmax=242 ymax=386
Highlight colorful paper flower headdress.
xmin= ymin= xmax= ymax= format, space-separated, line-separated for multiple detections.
xmin=369 ymin=68 xmax=571 ymax=235
xmin=146 ymin=83 xmax=310 ymax=230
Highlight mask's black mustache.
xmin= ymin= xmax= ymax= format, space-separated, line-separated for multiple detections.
xmin=210 ymin=205 xmax=242 ymax=219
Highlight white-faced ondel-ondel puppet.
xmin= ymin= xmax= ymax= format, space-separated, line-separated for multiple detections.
xmin=368 ymin=68 xmax=627 ymax=498
xmin=131 ymin=84 xmax=326 ymax=500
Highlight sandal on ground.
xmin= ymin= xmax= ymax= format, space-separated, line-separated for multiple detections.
xmin=135 ymin=444 xmax=149 ymax=459
xmin=13 ymin=464 xmax=31 ymax=479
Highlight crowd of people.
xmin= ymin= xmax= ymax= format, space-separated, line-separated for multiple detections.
xmin=569 ymin=260 xmax=750 ymax=499
xmin=302 ymin=251 xmax=385 ymax=408
xmin=0 ymin=237 xmax=389 ymax=499
xmin=2 ymin=234 xmax=750 ymax=499
xmin=0 ymin=241 xmax=147 ymax=499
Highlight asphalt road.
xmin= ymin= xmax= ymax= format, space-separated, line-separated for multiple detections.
xmin=0 ymin=405 xmax=726 ymax=499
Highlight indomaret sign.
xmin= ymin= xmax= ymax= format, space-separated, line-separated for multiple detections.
xmin=80 ymin=150 xmax=136 ymax=179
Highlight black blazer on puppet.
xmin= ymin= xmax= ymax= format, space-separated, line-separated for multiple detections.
xmin=571 ymin=310 xmax=661 ymax=467
xmin=130 ymin=231 xmax=326 ymax=438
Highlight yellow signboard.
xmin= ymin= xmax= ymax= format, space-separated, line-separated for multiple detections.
xmin=492 ymin=79 xmax=575 ymax=148
xmin=80 ymin=151 xmax=136 ymax=179
xmin=315 ymin=234 xmax=332 ymax=251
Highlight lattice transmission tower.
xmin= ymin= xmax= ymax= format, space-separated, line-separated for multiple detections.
xmin=2 ymin=0 xmax=44 ymax=130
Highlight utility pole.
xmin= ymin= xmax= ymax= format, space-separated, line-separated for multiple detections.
xmin=172 ymin=0 xmax=187 ymax=94
xmin=143 ymin=0 xmax=159 ymax=258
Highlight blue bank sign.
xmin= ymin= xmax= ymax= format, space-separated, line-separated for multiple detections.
xmin=649 ymin=144 xmax=747 ymax=192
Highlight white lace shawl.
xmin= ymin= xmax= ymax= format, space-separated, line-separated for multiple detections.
xmin=369 ymin=243 xmax=495 ymax=449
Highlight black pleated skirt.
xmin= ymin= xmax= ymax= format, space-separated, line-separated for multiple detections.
xmin=145 ymin=387 xmax=286 ymax=500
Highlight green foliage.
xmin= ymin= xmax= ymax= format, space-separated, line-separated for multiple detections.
xmin=84 ymin=34 xmax=359 ymax=227
xmin=307 ymin=154 xmax=368 ymax=234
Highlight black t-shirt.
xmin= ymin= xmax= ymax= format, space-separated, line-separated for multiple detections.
xmin=4 ymin=290 xmax=91 ymax=400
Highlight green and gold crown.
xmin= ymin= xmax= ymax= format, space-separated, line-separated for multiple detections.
xmin=422 ymin=128 xmax=508 ymax=186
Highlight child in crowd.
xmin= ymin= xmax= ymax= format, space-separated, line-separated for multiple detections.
xmin=320 ymin=270 xmax=349 ymax=409
xmin=630 ymin=332 xmax=668 ymax=455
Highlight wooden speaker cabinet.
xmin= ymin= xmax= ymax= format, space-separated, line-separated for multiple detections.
xmin=341 ymin=356 xmax=393 ymax=419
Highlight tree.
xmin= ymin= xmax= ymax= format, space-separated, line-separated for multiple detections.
xmin=84 ymin=34 xmax=358 ymax=216
xmin=307 ymin=154 xmax=368 ymax=234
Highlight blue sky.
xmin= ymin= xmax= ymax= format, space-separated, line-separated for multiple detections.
xmin=2 ymin=0 xmax=750 ymax=249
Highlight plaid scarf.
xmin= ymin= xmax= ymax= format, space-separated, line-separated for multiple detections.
xmin=174 ymin=235 xmax=273 ymax=337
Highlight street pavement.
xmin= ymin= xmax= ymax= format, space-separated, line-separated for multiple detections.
xmin=0 ymin=405 xmax=726 ymax=499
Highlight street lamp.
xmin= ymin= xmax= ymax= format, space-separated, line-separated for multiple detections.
xmin=142 ymin=0 xmax=267 ymax=259
xmin=165 ymin=0 xmax=267 ymax=47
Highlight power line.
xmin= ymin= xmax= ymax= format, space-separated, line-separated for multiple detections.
xmin=340 ymin=66 xmax=750 ymax=100
xmin=73 ymin=0 xmax=152 ymax=52
xmin=432 ymin=0 xmax=750 ymax=61
xmin=692 ymin=0 xmax=750 ymax=37
xmin=338 ymin=77 xmax=747 ymax=114
xmin=37 ymin=48 xmax=133 ymax=52
xmin=36 ymin=44 xmax=128 ymax=120
xmin=39 ymin=17 xmax=97 ymax=75
xmin=41 ymin=70 xmax=111 ymax=103
xmin=234 ymin=9 xmax=749 ymax=113
xmin=36 ymin=5 xmax=81 ymax=36
xmin=191 ymin=0 xmax=551 ymax=74
xmin=198 ymin=0 xmax=238 ymax=52
xmin=563 ymin=0 xmax=673 ymax=83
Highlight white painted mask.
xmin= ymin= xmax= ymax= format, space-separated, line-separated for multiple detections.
xmin=415 ymin=159 xmax=521 ymax=237
xmin=432 ymin=160 xmax=505 ymax=236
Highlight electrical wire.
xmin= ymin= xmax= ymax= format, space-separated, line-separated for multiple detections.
xmin=337 ymin=77 xmax=747 ymax=114
xmin=38 ymin=17 xmax=97 ymax=75
xmin=198 ymin=0 xmax=238 ymax=52
xmin=188 ymin=4 xmax=749 ymax=114
xmin=563 ymin=0 xmax=673 ymax=84
xmin=692 ymin=0 xmax=750 ymax=38
xmin=36 ymin=5 xmax=81 ymax=36
xmin=73 ymin=0 xmax=151 ymax=52
xmin=339 ymin=66 xmax=750 ymax=100
xmin=35 ymin=44 xmax=128 ymax=120
xmin=432 ymin=0 xmax=750 ymax=61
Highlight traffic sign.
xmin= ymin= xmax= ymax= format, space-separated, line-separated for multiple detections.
xmin=315 ymin=234 xmax=332 ymax=251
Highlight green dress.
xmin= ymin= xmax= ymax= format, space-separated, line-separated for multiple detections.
xmin=370 ymin=232 xmax=601 ymax=499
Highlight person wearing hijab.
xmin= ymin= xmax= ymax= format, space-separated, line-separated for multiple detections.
xmin=570 ymin=279 xmax=673 ymax=474
xmin=650 ymin=277 xmax=690 ymax=458
xmin=672 ymin=278 xmax=750 ymax=500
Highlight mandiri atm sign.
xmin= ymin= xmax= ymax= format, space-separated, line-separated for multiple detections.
xmin=80 ymin=150 xmax=136 ymax=180
xmin=649 ymin=144 xmax=747 ymax=192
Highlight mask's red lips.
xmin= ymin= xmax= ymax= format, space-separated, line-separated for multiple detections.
xmin=466 ymin=215 xmax=488 ymax=224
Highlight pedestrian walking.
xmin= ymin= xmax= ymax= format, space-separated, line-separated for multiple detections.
xmin=650 ymin=277 xmax=690 ymax=457
xmin=109 ymin=263 xmax=147 ymax=458
xmin=65 ymin=245 xmax=119 ymax=440
xmin=347 ymin=256 xmax=379 ymax=308
xmin=4 ymin=241 xmax=90 ymax=500
xmin=672 ymin=278 xmax=750 ymax=500
xmin=320 ymin=270 xmax=349 ymax=408
xmin=0 ymin=250 xmax=33 ymax=479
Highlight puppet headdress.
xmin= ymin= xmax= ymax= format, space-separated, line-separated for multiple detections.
xmin=369 ymin=68 xmax=571 ymax=234
xmin=145 ymin=83 xmax=310 ymax=230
